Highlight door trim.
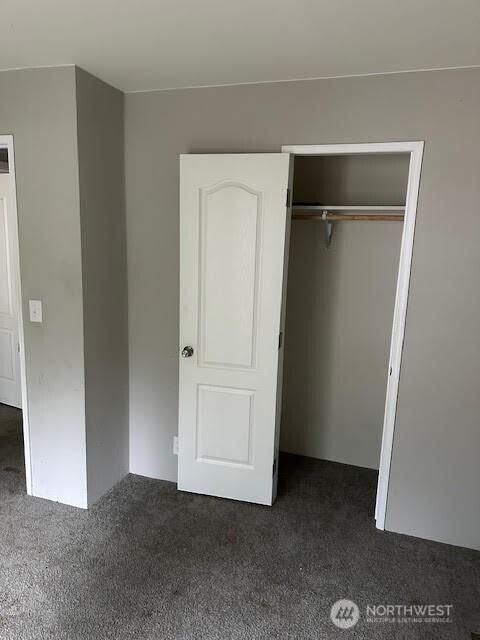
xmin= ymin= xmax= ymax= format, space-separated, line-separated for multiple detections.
xmin=0 ymin=134 xmax=32 ymax=495
xmin=281 ymin=141 xmax=424 ymax=530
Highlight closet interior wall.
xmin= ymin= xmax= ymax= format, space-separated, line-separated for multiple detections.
xmin=281 ymin=154 xmax=409 ymax=469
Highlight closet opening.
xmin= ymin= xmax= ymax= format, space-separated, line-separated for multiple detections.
xmin=279 ymin=142 xmax=423 ymax=529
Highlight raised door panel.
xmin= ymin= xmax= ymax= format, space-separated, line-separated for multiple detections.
xmin=199 ymin=182 xmax=261 ymax=370
xmin=0 ymin=328 xmax=15 ymax=381
xmin=196 ymin=384 xmax=254 ymax=467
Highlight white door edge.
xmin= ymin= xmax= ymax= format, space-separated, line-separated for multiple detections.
xmin=0 ymin=134 xmax=32 ymax=495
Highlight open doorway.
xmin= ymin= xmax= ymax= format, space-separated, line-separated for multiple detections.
xmin=0 ymin=136 xmax=31 ymax=495
xmin=280 ymin=142 xmax=423 ymax=529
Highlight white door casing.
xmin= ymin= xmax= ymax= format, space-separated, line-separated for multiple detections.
xmin=0 ymin=173 xmax=22 ymax=408
xmin=178 ymin=154 xmax=292 ymax=505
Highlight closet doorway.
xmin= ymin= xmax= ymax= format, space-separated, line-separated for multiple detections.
xmin=177 ymin=143 xmax=423 ymax=531
xmin=281 ymin=142 xmax=423 ymax=529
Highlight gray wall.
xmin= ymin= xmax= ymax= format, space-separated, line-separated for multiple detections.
xmin=125 ymin=67 xmax=480 ymax=549
xmin=281 ymin=155 xmax=407 ymax=469
xmin=0 ymin=67 xmax=87 ymax=507
xmin=75 ymin=68 xmax=129 ymax=506
xmin=0 ymin=65 xmax=129 ymax=509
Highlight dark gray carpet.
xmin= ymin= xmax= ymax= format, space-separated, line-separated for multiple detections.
xmin=1 ymin=403 xmax=479 ymax=639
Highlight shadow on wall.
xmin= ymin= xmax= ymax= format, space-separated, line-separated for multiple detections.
xmin=281 ymin=219 xmax=343 ymax=458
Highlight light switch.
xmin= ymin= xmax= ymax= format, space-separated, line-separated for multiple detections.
xmin=29 ymin=300 xmax=43 ymax=323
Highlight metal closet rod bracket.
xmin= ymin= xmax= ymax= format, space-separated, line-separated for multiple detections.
xmin=322 ymin=210 xmax=333 ymax=247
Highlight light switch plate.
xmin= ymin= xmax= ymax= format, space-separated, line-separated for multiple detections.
xmin=173 ymin=436 xmax=178 ymax=455
xmin=29 ymin=300 xmax=42 ymax=323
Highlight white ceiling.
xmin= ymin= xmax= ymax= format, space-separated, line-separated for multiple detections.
xmin=2 ymin=0 xmax=480 ymax=92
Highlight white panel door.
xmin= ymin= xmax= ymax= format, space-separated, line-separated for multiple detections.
xmin=178 ymin=154 xmax=292 ymax=505
xmin=0 ymin=174 xmax=21 ymax=408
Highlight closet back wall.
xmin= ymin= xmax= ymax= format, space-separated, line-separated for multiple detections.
xmin=281 ymin=155 xmax=408 ymax=469
xmin=125 ymin=67 xmax=480 ymax=549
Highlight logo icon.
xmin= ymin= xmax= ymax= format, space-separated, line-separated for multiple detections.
xmin=330 ymin=599 xmax=360 ymax=629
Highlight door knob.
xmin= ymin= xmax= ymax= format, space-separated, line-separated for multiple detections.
xmin=181 ymin=345 xmax=194 ymax=358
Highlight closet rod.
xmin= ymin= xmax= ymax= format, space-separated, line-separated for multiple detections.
xmin=292 ymin=213 xmax=404 ymax=221
xmin=292 ymin=205 xmax=405 ymax=211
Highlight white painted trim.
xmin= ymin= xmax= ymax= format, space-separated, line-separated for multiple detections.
xmin=281 ymin=141 xmax=424 ymax=531
xmin=375 ymin=142 xmax=424 ymax=529
xmin=0 ymin=135 xmax=33 ymax=495
xmin=282 ymin=141 xmax=421 ymax=156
